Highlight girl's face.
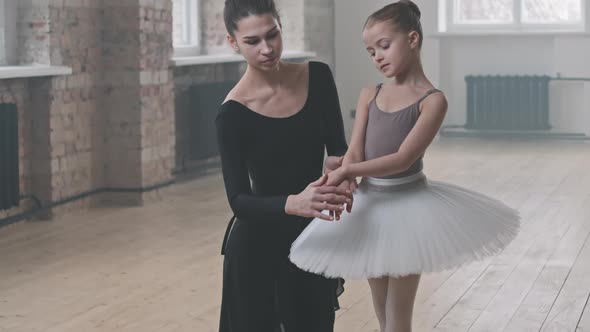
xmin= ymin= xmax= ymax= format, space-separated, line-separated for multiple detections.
xmin=362 ymin=20 xmax=420 ymax=78
xmin=227 ymin=14 xmax=283 ymax=71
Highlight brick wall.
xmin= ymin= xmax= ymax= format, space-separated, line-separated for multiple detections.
xmin=276 ymin=0 xmax=305 ymax=51
xmin=1 ymin=0 xmax=104 ymax=218
xmin=1 ymin=0 xmax=335 ymax=221
xmin=48 ymin=0 xmax=103 ymax=212
xmin=101 ymin=0 xmax=141 ymax=198
xmin=100 ymin=0 xmax=175 ymax=204
xmin=201 ymin=0 xmax=305 ymax=53
xmin=174 ymin=0 xmax=336 ymax=171
xmin=138 ymin=0 xmax=175 ymax=191
xmin=201 ymin=0 xmax=228 ymax=54
xmin=17 ymin=0 xmax=51 ymax=65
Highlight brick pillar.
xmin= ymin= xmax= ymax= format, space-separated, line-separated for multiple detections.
xmin=138 ymin=0 xmax=175 ymax=193
xmin=45 ymin=1 xmax=103 ymax=214
xmin=30 ymin=78 xmax=53 ymax=218
xmin=101 ymin=0 xmax=175 ymax=205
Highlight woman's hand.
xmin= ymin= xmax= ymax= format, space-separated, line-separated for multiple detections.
xmin=332 ymin=176 xmax=359 ymax=220
xmin=285 ymin=174 xmax=352 ymax=221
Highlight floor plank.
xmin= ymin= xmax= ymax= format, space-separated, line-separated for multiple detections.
xmin=1 ymin=138 xmax=589 ymax=332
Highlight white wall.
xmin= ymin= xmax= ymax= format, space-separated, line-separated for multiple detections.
xmin=439 ymin=36 xmax=556 ymax=125
xmin=550 ymin=81 xmax=590 ymax=135
xmin=335 ymin=0 xmax=590 ymax=137
xmin=334 ymin=0 xmax=381 ymax=139
xmin=334 ymin=0 xmax=439 ymax=138
xmin=438 ymin=30 xmax=590 ymax=128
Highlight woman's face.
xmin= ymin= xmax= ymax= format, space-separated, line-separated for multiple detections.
xmin=227 ymin=13 xmax=283 ymax=71
xmin=362 ymin=20 xmax=419 ymax=78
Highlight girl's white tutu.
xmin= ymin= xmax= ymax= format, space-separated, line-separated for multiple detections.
xmin=289 ymin=172 xmax=520 ymax=279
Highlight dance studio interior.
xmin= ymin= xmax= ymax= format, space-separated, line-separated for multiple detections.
xmin=0 ymin=0 xmax=589 ymax=331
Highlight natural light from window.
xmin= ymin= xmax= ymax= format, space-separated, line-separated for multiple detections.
xmin=172 ymin=0 xmax=200 ymax=57
xmin=442 ymin=0 xmax=585 ymax=32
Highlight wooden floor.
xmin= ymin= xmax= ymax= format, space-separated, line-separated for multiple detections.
xmin=1 ymin=138 xmax=590 ymax=332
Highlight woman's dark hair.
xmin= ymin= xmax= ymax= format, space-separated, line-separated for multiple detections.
xmin=224 ymin=0 xmax=282 ymax=36
xmin=364 ymin=0 xmax=423 ymax=48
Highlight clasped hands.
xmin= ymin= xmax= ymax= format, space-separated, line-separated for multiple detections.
xmin=285 ymin=156 xmax=357 ymax=221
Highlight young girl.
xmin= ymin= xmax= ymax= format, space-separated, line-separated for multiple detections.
xmin=289 ymin=1 xmax=521 ymax=331
xmin=216 ymin=0 xmax=352 ymax=331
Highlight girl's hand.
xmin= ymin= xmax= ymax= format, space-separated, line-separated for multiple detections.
xmin=285 ymin=174 xmax=352 ymax=221
xmin=326 ymin=166 xmax=349 ymax=187
xmin=324 ymin=156 xmax=344 ymax=174
xmin=349 ymin=177 xmax=359 ymax=193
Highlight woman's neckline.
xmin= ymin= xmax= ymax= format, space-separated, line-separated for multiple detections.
xmin=222 ymin=62 xmax=313 ymax=120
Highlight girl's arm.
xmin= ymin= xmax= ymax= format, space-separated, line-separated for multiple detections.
xmin=329 ymin=92 xmax=448 ymax=184
xmin=324 ymin=86 xmax=374 ymax=173
xmin=326 ymin=86 xmax=375 ymax=218
xmin=342 ymin=86 xmax=375 ymax=167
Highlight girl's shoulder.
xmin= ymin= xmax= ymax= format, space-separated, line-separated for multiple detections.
xmin=359 ymin=84 xmax=381 ymax=103
xmin=419 ymin=89 xmax=448 ymax=114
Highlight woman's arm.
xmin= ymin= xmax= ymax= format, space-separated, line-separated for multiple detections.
xmin=216 ymin=110 xmax=289 ymax=220
xmin=216 ymin=109 xmax=352 ymax=221
xmin=328 ymin=92 xmax=448 ymax=184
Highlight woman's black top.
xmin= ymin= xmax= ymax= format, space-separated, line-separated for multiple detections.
xmin=216 ymin=61 xmax=348 ymax=250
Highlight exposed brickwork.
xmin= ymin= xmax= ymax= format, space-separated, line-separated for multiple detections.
xmin=138 ymin=0 xmax=175 ymax=189
xmin=17 ymin=0 xmax=51 ymax=65
xmin=276 ymin=0 xmax=305 ymax=51
xmin=46 ymin=1 xmax=103 ymax=212
xmin=1 ymin=0 xmax=335 ymax=221
xmin=101 ymin=0 xmax=142 ymax=198
xmin=202 ymin=0 xmax=307 ymax=53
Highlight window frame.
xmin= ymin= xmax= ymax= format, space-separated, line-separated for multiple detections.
xmin=172 ymin=0 xmax=201 ymax=57
xmin=439 ymin=0 xmax=587 ymax=33
xmin=0 ymin=0 xmax=17 ymax=65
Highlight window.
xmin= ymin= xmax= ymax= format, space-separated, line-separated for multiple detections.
xmin=0 ymin=0 xmax=16 ymax=65
xmin=173 ymin=0 xmax=200 ymax=57
xmin=440 ymin=0 xmax=586 ymax=33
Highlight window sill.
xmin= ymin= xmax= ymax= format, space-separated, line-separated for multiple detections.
xmin=0 ymin=65 xmax=72 ymax=80
xmin=552 ymin=77 xmax=590 ymax=82
xmin=430 ymin=31 xmax=590 ymax=38
xmin=171 ymin=50 xmax=317 ymax=67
